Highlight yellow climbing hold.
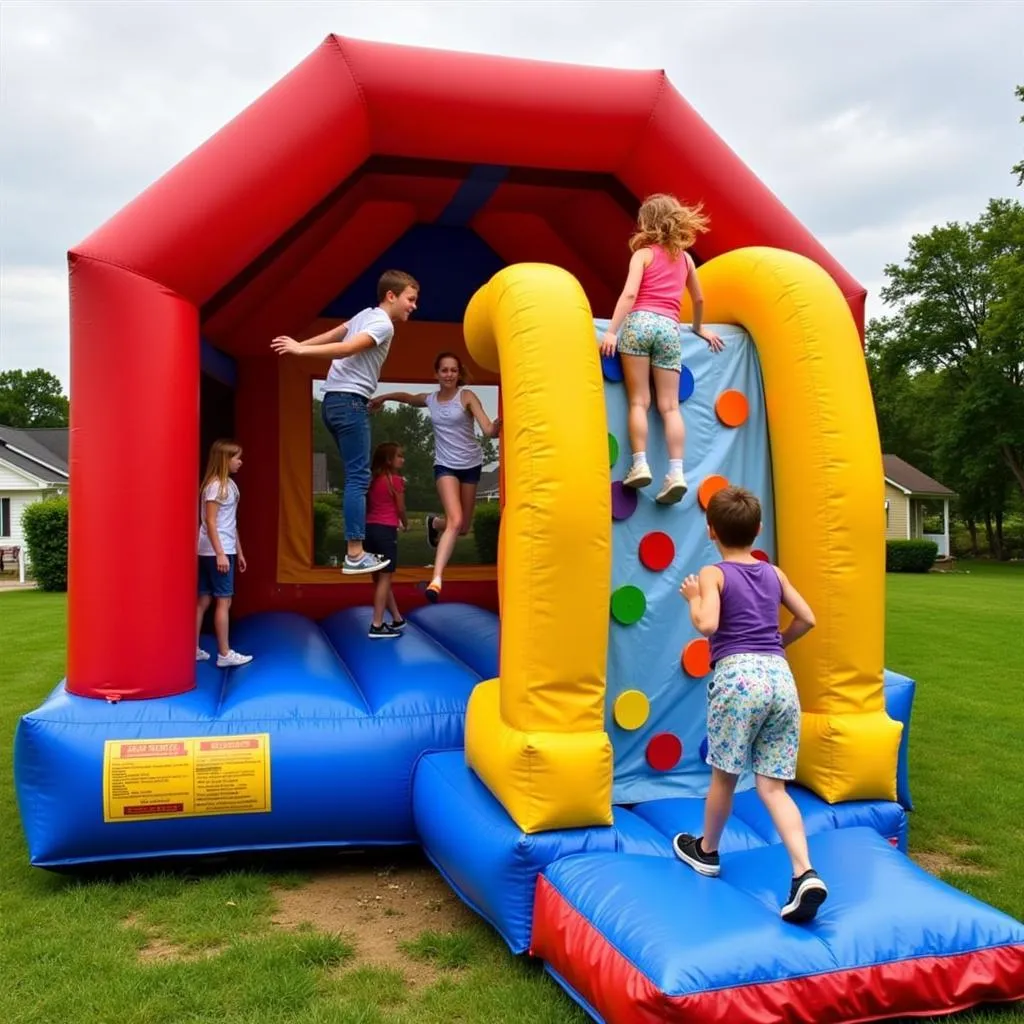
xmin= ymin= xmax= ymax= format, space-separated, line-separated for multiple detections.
xmin=614 ymin=689 xmax=650 ymax=731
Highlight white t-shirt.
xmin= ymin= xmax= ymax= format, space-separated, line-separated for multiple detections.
xmin=322 ymin=307 xmax=395 ymax=399
xmin=198 ymin=478 xmax=239 ymax=556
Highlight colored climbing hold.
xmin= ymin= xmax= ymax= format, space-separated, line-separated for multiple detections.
xmin=611 ymin=481 xmax=639 ymax=521
xmin=610 ymin=585 xmax=646 ymax=625
xmin=608 ymin=432 xmax=619 ymax=468
xmin=639 ymin=531 xmax=675 ymax=572
xmin=646 ymin=732 xmax=683 ymax=771
xmin=698 ymin=474 xmax=729 ymax=510
xmin=699 ymin=735 xmax=709 ymax=762
xmin=601 ymin=352 xmax=624 ymax=382
xmin=679 ymin=365 xmax=695 ymax=402
xmin=681 ymin=637 xmax=711 ymax=677
xmin=614 ymin=690 xmax=650 ymax=730
xmin=751 ymin=549 xmax=770 ymax=563
xmin=715 ymin=389 xmax=749 ymax=427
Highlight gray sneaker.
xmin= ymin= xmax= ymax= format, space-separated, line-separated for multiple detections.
xmin=216 ymin=650 xmax=253 ymax=668
xmin=342 ymin=551 xmax=390 ymax=575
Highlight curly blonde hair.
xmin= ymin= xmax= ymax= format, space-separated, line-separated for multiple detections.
xmin=629 ymin=194 xmax=710 ymax=259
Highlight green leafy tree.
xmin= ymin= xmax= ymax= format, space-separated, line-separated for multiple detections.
xmin=868 ymin=199 xmax=1024 ymax=500
xmin=0 ymin=369 xmax=69 ymax=427
xmin=1012 ymin=84 xmax=1023 ymax=187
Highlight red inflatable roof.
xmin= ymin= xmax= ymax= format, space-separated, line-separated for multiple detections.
xmin=71 ymin=35 xmax=865 ymax=349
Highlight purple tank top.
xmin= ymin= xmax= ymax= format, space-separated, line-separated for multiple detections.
xmin=708 ymin=561 xmax=785 ymax=665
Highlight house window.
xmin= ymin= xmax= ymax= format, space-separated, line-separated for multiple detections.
xmin=0 ymin=497 xmax=10 ymax=538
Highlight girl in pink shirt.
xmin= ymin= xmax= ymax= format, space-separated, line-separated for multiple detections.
xmin=600 ymin=194 xmax=724 ymax=504
xmin=364 ymin=442 xmax=408 ymax=639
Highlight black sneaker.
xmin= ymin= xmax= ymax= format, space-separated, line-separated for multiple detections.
xmin=368 ymin=623 xmax=401 ymax=640
xmin=426 ymin=515 xmax=440 ymax=549
xmin=781 ymin=869 xmax=828 ymax=923
xmin=672 ymin=833 xmax=721 ymax=877
xmin=389 ymin=618 xmax=406 ymax=630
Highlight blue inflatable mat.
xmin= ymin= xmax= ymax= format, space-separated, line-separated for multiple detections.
xmin=533 ymin=827 xmax=1024 ymax=1023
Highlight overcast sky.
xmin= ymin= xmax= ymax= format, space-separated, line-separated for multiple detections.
xmin=1 ymin=0 xmax=1021 ymax=392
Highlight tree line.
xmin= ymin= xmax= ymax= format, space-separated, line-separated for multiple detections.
xmin=866 ymin=86 xmax=1023 ymax=559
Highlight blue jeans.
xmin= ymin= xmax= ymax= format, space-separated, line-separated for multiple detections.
xmin=322 ymin=391 xmax=370 ymax=542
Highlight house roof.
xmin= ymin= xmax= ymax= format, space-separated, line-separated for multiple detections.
xmin=0 ymin=425 xmax=69 ymax=484
xmin=883 ymin=455 xmax=955 ymax=497
xmin=70 ymin=35 xmax=867 ymax=358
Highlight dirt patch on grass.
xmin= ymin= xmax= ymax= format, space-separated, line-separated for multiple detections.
xmin=271 ymin=851 xmax=478 ymax=988
xmin=124 ymin=915 xmax=225 ymax=963
xmin=913 ymin=840 xmax=993 ymax=878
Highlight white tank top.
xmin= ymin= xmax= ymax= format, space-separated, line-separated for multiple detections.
xmin=426 ymin=389 xmax=483 ymax=470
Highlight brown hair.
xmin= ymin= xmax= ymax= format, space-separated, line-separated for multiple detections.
xmin=629 ymin=193 xmax=710 ymax=259
xmin=706 ymin=486 xmax=762 ymax=548
xmin=200 ymin=439 xmax=242 ymax=501
xmin=371 ymin=442 xmax=403 ymax=479
xmin=433 ymin=350 xmax=472 ymax=386
xmin=377 ymin=270 xmax=419 ymax=303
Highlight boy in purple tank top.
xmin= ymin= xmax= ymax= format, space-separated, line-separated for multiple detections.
xmin=672 ymin=486 xmax=829 ymax=923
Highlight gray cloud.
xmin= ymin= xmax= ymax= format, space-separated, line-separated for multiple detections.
xmin=1 ymin=0 xmax=1021 ymax=388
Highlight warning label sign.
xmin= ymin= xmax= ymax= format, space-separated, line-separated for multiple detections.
xmin=103 ymin=734 xmax=271 ymax=822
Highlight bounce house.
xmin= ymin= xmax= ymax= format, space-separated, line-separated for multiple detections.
xmin=14 ymin=36 xmax=1024 ymax=1023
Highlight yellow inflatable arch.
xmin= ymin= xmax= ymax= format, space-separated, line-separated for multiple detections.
xmin=464 ymin=249 xmax=902 ymax=833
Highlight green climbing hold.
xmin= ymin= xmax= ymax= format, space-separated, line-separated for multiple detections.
xmin=608 ymin=432 xmax=619 ymax=468
xmin=610 ymin=584 xmax=646 ymax=625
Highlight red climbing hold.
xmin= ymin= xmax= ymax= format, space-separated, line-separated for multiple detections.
xmin=639 ymin=531 xmax=675 ymax=572
xmin=646 ymin=732 xmax=683 ymax=772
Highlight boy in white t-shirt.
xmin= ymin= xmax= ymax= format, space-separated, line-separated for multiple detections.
xmin=271 ymin=270 xmax=419 ymax=574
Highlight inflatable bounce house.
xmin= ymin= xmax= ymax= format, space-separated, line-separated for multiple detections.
xmin=14 ymin=36 xmax=1024 ymax=1023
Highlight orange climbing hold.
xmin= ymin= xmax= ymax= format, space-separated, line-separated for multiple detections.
xmin=698 ymin=475 xmax=729 ymax=510
xmin=715 ymin=389 xmax=749 ymax=427
xmin=681 ymin=637 xmax=711 ymax=677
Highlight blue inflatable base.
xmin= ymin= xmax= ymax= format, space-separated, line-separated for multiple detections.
xmin=412 ymin=749 xmax=907 ymax=955
xmin=14 ymin=604 xmax=497 ymax=868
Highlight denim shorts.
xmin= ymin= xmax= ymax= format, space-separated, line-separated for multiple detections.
xmin=434 ymin=463 xmax=482 ymax=485
xmin=198 ymin=554 xmax=235 ymax=598
xmin=364 ymin=523 xmax=398 ymax=574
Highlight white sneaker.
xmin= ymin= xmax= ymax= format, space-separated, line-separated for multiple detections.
xmin=656 ymin=473 xmax=688 ymax=504
xmin=216 ymin=650 xmax=253 ymax=668
xmin=623 ymin=462 xmax=653 ymax=489
xmin=196 ymin=647 xmax=210 ymax=662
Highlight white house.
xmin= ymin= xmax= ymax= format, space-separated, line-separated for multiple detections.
xmin=0 ymin=426 xmax=69 ymax=583
xmin=883 ymin=454 xmax=956 ymax=558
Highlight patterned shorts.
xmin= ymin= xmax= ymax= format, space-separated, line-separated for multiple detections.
xmin=618 ymin=310 xmax=683 ymax=372
xmin=705 ymin=653 xmax=801 ymax=780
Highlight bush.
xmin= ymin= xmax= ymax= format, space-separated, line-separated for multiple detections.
xmin=21 ymin=495 xmax=69 ymax=591
xmin=313 ymin=497 xmax=337 ymax=566
xmin=473 ymin=501 xmax=501 ymax=565
xmin=886 ymin=539 xmax=938 ymax=573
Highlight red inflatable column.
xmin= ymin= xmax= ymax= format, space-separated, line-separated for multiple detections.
xmin=67 ymin=255 xmax=199 ymax=699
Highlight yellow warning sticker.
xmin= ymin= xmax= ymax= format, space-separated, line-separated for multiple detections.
xmin=103 ymin=734 xmax=271 ymax=822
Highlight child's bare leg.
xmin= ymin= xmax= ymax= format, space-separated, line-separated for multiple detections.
xmin=386 ymin=590 xmax=402 ymax=622
xmin=429 ymin=475 xmax=463 ymax=594
xmin=213 ymin=597 xmax=231 ymax=656
xmin=756 ymin=774 xmax=812 ymax=877
xmin=702 ymin=767 xmax=739 ymax=853
xmin=620 ymin=355 xmax=652 ymax=461
xmin=652 ymin=367 xmax=685 ymax=463
xmin=371 ymin=571 xmax=389 ymax=627
xmin=197 ymin=595 xmax=212 ymax=643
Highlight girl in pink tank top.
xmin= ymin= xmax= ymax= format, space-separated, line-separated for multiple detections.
xmin=600 ymin=194 xmax=724 ymax=505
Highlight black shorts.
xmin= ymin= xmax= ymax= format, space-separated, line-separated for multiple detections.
xmin=364 ymin=523 xmax=398 ymax=574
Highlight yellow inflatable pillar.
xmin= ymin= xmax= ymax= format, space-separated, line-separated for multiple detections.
xmin=463 ymin=264 xmax=614 ymax=832
xmin=682 ymin=248 xmax=902 ymax=802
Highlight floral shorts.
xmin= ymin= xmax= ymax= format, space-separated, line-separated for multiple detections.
xmin=705 ymin=653 xmax=801 ymax=780
xmin=618 ymin=310 xmax=683 ymax=372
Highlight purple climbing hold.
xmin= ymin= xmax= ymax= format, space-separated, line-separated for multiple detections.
xmin=611 ymin=481 xmax=639 ymax=521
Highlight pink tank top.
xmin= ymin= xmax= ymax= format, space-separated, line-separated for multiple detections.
xmin=633 ymin=244 xmax=688 ymax=320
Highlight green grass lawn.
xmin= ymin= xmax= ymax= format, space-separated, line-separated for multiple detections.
xmin=1 ymin=567 xmax=1022 ymax=1024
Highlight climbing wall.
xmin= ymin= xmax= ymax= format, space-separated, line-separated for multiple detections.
xmin=595 ymin=319 xmax=777 ymax=805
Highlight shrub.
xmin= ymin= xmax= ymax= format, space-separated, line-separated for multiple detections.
xmin=21 ymin=495 xmax=69 ymax=591
xmin=473 ymin=501 xmax=501 ymax=565
xmin=313 ymin=497 xmax=337 ymax=565
xmin=886 ymin=539 xmax=938 ymax=573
